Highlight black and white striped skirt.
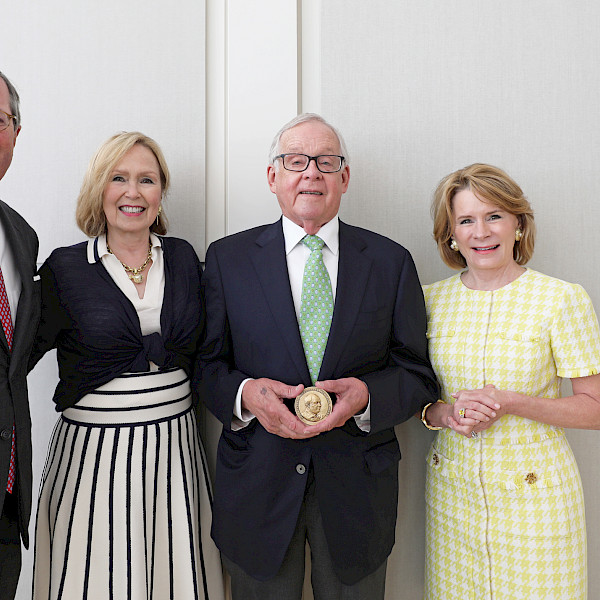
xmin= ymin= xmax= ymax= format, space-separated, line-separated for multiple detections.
xmin=32 ymin=368 xmax=225 ymax=600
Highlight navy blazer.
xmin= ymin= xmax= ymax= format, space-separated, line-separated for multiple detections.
xmin=199 ymin=218 xmax=437 ymax=584
xmin=0 ymin=199 xmax=40 ymax=548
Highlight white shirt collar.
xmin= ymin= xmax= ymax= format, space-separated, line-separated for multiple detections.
xmin=281 ymin=215 xmax=339 ymax=256
xmin=87 ymin=233 xmax=163 ymax=264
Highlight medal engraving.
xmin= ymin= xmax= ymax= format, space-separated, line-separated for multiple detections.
xmin=295 ymin=387 xmax=332 ymax=425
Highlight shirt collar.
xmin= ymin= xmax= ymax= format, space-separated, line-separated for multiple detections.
xmin=282 ymin=215 xmax=339 ymax=256
xmin=87 ymin=233 xmax=163 ymax=264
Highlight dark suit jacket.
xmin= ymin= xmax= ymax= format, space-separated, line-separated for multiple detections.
xmin=0 ymin=199 xmax=40 ymax=548
xmin=199 ymin=218 xmax=437 ymax=584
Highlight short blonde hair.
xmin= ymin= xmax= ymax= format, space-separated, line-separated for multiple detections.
xmin=76 ymin=132 xmax=170 ymax=237
xmin=432 ymin=163 xmax=535 ymax=269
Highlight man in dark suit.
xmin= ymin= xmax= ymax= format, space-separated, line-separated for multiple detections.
xmin=0 ymin=71 xmax=40 ymax=599
xmin=200 ymin=113 xmax=437 ymax=599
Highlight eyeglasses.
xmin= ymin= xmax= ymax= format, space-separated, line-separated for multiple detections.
xmin=275 ymin=154 xmax=345 ymax=173
xmin=0 ymin=109 xmax=16 ymax=132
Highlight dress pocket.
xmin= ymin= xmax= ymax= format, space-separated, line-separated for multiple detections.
xmin=426 ymin=324 xmax=456 ymax=339
xmin=425 ymin=444 xmax=457 ymax=479
xmin=484 ymin=466 xmax=571 ymax=539
xmin=424 ymin=444 xmax=463 ymax=517
xmin=497 ymin=325 xmax=542 ymax=343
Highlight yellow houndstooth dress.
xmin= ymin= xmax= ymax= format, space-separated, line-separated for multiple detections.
xmin=423 ymin=269 xmax=600 ymax=600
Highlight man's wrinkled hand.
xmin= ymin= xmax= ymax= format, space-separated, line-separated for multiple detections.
xmin=242 ymin=378 xmax=322 ymax=439
xmin=302 ymin=377 xmax=369 ymax=434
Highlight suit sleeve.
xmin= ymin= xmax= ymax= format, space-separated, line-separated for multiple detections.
xmin=359 ymin=251 xmax=438 ymax=434
xmin=196 ymin=243 xmax=249 ymax=430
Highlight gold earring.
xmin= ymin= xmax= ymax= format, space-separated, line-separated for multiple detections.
xmin=515 ymin=228 xmax=523 ymax=241
xmin=450 ymin=239 xmax=459 ymax=251
xmin=156 ymin=205 xmax=162 ymax=227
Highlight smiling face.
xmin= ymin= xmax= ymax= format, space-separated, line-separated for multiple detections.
xmin=452 ymin=188 xmax=520 ymax=276
xmin=267 ymin=120 xmax=349 ymax=235
xmin=102 ymin=143 xmax=162 ymax=241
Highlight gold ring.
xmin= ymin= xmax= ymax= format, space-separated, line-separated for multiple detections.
xmin=459 ymin=408 xmax=466 ymax=418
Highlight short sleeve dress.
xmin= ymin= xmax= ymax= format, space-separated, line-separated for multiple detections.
xmin=423 ymin=269 xmax=600 ymax=600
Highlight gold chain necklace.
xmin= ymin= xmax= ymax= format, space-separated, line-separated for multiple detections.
xmin=107 ymin=241 xmax=153 ymax=284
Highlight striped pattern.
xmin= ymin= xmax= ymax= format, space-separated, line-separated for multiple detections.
xmin=32 ymin=368 xmax=225 ymax=600
xmin=422 ymin=270 xmax=600 ymax=599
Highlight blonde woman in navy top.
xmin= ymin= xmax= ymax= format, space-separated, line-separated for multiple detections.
xmin=30 ymin=132 xmax=225 ymax=600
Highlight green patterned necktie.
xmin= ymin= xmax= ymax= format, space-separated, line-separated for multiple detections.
xmin=299 ymin=235 xmax=334 ymax=384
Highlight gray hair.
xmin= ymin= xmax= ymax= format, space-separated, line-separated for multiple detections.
xmin=268 ymin=113 xmax=350 ymax=166
xmin=0 ymin=71 xmax=21 ymax=130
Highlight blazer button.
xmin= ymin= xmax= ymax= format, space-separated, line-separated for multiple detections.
xmin=296 ymin=464 xmax=306 ymax=475
xmin=0 ymin=429 xmax=11 ymax=441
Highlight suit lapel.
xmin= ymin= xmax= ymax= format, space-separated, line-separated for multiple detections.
xmin=0 ymin=204 xmax=35 ymax=363
xmin=319 ymin=221 xmax=372 ymax=380
xmin=251 ymin=220 xmax=311 ymax=383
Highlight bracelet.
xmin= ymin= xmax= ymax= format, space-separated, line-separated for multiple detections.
xmin=421 ymin=399 xmax=446 ymax=430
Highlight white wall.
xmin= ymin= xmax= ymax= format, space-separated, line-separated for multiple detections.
xmin=2 ymin=1 xmax=206 ymax=597
xmin=3 ymin=0 xmax=600 ymax=598
xmin=2 ymin=1 xmax=206 ymax=262
xmin=321 ymin=1 xmax=600 ymax=598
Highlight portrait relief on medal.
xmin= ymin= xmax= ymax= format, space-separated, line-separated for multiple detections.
xmin=295 ymin=388 xmax=332 ymax=425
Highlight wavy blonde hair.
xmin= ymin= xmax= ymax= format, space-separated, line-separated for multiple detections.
xmin=76 ymin=132 xmax=170 ymax=237
xmin=432 ymin=163 xmax=535 ymax=269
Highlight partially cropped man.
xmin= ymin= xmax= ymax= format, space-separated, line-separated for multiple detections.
xmin=0 ymin=71 xmax=40 ymax=599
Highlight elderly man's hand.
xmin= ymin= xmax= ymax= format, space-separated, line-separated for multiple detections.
xmin=303 ymin=377 xmax=369 ymax=434
xmin=241 ymin=378 xmax=322 ymax=439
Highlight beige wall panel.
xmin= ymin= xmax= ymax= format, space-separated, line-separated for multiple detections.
xmin=2 ymin=2 xmax=206 ymax=597
xmin=321 ymin=1 xmax=600 ymax=597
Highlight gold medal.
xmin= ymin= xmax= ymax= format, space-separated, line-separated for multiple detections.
xmin=295 ymin=387 xmax=332 ymax=425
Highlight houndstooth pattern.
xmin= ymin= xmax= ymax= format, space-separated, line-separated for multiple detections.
xmin=299 ymin=235 xmax=333 ymax=384
xmin=0 ymin=266 xmax=15 ymax=493
xmin=422 ymin=269 xmax=600 ymax=599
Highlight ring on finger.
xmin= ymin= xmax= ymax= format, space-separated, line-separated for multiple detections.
xmin=458 ymin=408 xmax=466 ymax=419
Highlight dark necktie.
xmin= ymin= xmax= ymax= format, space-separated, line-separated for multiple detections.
xmin=0 ymin=266 xmax=15 ymax=493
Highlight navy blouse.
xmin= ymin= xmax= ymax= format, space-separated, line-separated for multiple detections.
xmin=30 ymin=236 xmax=204 ymax=411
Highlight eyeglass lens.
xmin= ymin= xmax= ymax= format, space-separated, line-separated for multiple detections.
xmin=282 ymin=154 xmax=342 ymax=173
xmin=0 ymin=111 xmax=13 ymax=131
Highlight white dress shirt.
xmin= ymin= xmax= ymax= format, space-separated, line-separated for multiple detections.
xmin=88 ymin=234 xmax=165 ymax=369
xmin=0 ymin=221 xmax=21 ymax=331
xmin=233 ymin=216 xmax=370 ymax=430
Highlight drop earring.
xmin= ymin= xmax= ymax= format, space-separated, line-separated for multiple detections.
xmin=156 ymin=205 xmax=162 ymax=227
xmin=515 ymin=228 xmax=522 ymax=242
xmin=450 ymin=239 xmax=459 ymax=251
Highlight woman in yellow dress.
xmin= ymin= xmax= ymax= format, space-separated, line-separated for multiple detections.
xmin=421 ymin=163 xmax=600 ymax=599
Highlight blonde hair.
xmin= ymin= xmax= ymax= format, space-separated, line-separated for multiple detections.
xmin=432 ymin=163 xmax=535 ymax=269
xmin=76 ymin=132 xmax=170 ymax=237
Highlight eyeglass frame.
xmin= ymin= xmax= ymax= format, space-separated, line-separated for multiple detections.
xmin=0 ymin=109 xmax=16 ymax=132
xmin=274 ymin=153 xmax=346 ymax=173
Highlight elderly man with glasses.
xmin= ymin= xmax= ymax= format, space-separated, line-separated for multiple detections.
xmin=199 ymin=113 xmax=438 ymax=599
xmin=0 ymin=71 xmax=40 ymax=599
